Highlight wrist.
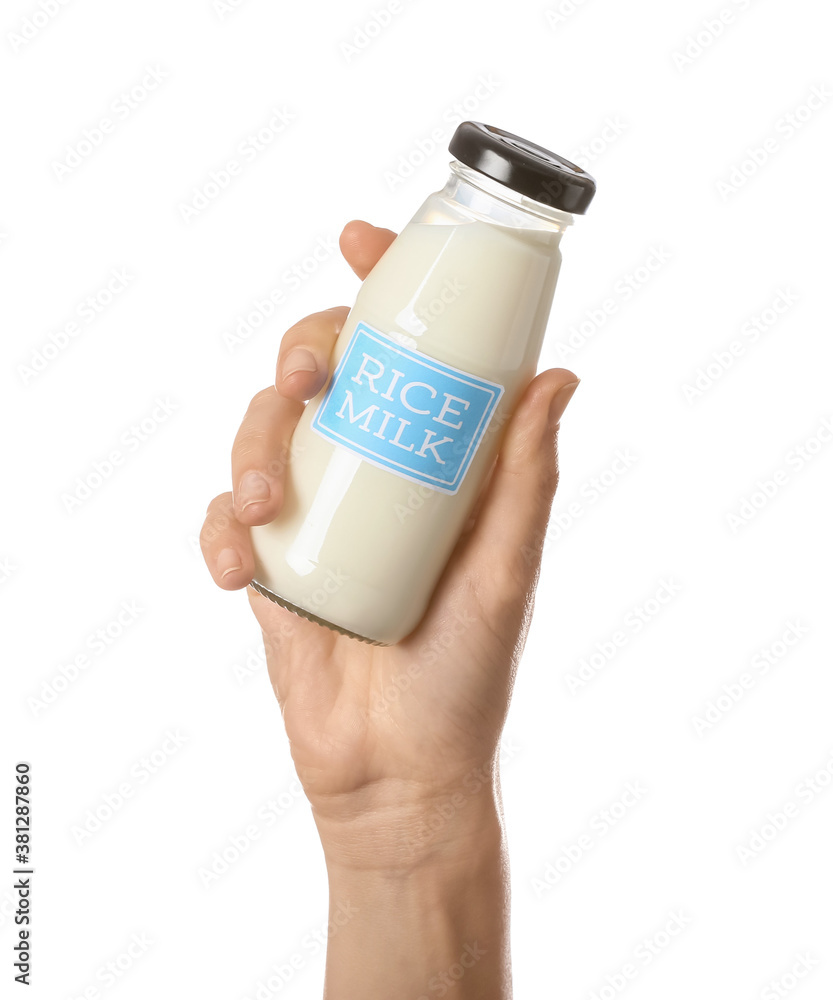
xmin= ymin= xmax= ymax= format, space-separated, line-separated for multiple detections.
xmin=311 ymin=764 xmax=513 ymax=998
xmin=311 ymin=768 xmax=504 ymax=877
xmin=313 ymin=786 xmax=503 ymax=875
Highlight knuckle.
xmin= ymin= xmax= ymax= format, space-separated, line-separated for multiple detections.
xmin=283 ymin=313 xmax=322 ymax=344
xmin=541 ymin=463 xmax=560 ymax=498
xmin=282 ymin=307 xmax=346 ymax=348
xmin=204 ymin=492 xmax=230 ymax=517
xmin=249 ymin=386 xmax=277 ymax=410
xmin=323 ymin=305 xmax=350 ymax=330
xmin=234 ymin=427 xmax=270 ymax=457
xmin=201 ymin=494 xmax=234 ymax=544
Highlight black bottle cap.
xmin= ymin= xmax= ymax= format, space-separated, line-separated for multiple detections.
xmin=448 ymin=121 xmax=596 ymax=215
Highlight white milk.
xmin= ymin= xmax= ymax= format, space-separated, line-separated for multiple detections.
xmin=249 ymin=216 xmax=565 ymax=644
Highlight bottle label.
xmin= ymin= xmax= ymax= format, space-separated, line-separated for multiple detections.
xmin=311 ymin=321 xmax=504 ymax=495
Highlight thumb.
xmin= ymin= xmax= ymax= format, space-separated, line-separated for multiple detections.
xmin=456 ymin=368 xmax=580 ymax=614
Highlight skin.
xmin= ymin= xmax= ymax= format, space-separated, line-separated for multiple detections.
xmin=200 ymin=219 xmax=579 ymax=998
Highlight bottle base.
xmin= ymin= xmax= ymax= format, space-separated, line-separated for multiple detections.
xmin=248 ymin=578 xmax=388 ymax=647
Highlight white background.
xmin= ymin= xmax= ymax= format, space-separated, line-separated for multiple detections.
xmin=2 ymin=0 xmax=832 ymax=997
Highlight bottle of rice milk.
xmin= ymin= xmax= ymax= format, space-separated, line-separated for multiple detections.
xmin=249 ymin=121 xmax=596 ymax=644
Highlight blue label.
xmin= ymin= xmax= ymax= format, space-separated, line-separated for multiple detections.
xmin=311 ymin=322 xmax=504 ymax=495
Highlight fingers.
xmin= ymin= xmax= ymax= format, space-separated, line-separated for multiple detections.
xmin=459 ymin=369 xmax=580 ymax=600
xmin=231 ymin=386 xmax=304 ymax=525
xmin=208 ymin=219 xmax=399 ymax=598
xmin=200 ymin=492 xmax=255 ymax=590
xmin=276 ymin=307 xmax=349 ymax=400
xmin=275 ymin=223 xmax=397 ymax=402
xmin=339 ymin=220 xmax=397 ymax=280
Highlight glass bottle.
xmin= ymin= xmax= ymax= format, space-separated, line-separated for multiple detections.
xmin=249 ymin=121 xmax=596 ymax=644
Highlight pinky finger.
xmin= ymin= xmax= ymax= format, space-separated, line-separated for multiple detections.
xmin=200 ymin=492 xmax=255 ymax=590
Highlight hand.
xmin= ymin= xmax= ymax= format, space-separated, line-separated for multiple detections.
xmin=200 ymin=219 xmax=579 ymax=998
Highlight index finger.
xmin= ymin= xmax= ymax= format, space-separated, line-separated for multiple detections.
xmin=339 ymin=220 xmax=397 ymax=280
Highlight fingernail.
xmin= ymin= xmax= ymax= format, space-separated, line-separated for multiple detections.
xmin=237 ymin=471 xmax=270 ymax=510
xmin=549 ymin=380 xmax=580 ymax=428
xmin=217 ymin=548 xmax=242 ymax=580
xmin=282 ymin=348 xmax=318 ymax=379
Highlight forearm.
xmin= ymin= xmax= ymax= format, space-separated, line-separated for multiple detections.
xmin=315 ymin=789 xmax=512 ymax=999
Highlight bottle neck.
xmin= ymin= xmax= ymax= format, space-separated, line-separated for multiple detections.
xmin=440 ymin=160 xmax=575 ymax=233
